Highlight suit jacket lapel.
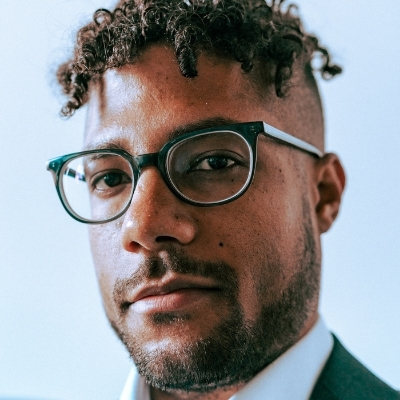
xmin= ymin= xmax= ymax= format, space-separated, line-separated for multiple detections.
xmin=310 ymin=335 xmax=399 ymax=400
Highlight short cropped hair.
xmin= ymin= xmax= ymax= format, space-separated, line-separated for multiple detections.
xmin=57 ymin=0 xmax=341 ymax=117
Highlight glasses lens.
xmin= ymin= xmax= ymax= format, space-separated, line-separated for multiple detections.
xmin=167 ymin=131 xmax=252 ymax=204
xmin=60 ymin=152 xmax=134 ymax=222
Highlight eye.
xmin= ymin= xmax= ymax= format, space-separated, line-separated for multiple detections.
xmin=92 ymin=170 xmax=131 ymax=190
xmin=190 ymin=154 xmax=237 ymax=171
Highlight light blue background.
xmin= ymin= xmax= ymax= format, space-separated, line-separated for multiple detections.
xmin=0 ymin=1 xmax=399 ymax=399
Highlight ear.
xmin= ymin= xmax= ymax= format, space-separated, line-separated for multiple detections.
xmin=314 ymin=153 xmax=346 ymax=233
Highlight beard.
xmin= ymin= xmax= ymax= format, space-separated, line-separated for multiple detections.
xmin=108 ymin=200 xmax=320 ymax=393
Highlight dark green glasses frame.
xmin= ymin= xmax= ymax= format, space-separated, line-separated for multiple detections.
xmin=46 ymin=121 xmax=323 ymax=224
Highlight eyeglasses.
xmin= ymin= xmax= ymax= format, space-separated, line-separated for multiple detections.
xmin=46 ymin=121 xmax=323 ymax=224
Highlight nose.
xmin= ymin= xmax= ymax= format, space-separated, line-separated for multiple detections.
xmin=121 ymin=167 xmax=197 ymax=253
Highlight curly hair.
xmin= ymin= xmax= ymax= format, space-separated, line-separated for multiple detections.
xmin=57 ymin=0 xmax=342 ymax=117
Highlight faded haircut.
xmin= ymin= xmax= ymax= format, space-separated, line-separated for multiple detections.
xmin=57 ymin=0 xmax=342 ymax=117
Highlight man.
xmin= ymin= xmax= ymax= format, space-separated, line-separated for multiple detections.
xmin=47 ymin=0 xmax=399 ymax=398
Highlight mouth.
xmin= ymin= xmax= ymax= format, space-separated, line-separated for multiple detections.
xmin=122 ymin=278 xmax=222 ymax=314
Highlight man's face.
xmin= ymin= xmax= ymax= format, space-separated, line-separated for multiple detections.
xmin=85 ymin=45 xmax=322 ymax=392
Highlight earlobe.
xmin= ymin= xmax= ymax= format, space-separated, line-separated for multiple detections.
xmin=314 ymin=153 xmax=346 ymax=233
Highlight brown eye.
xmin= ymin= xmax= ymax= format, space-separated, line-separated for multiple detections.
xmin=192 ymin=156 xmax=235 ymax=171
xmin=93 ymin=171 xmax=131 ymax=190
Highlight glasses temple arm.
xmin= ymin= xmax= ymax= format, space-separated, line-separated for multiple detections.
xmin=262 ymin=122 xmax=324 ymax=158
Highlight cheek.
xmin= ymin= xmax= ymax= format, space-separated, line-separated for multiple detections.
xmin=204 ymin=177 xmax=307 ymax=318
xmin=89 ymin=223 xmax=121 ymax=317
xmin=208 ymin=188 xmax=301 ymax=262
xmin=89 ymin=224 xmax=119 ymax=271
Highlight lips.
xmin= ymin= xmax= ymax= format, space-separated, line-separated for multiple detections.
xmin=125 ymin=277 xmax=221 ymax=313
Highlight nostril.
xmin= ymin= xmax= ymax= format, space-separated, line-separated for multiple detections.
xmin=125 ymin=240 xmax=142 ymax=253
xmin=155 ymin=236 xmax=178 ymax=243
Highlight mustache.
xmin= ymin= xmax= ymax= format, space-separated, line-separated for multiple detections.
xmin=113 ymin=246 xmax=238 ymax=308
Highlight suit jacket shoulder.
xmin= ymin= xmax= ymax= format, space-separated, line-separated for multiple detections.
xmin=310 ymin=335 xmax=400 ymax=400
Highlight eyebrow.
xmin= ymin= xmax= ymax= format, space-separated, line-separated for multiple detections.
xmin=166 ymin=117 xmax=240 ymax=141
xmin=84 ymin=137 xmax=128 ymax=151
xmin=84 ymin=116 xmax=241 ymax=152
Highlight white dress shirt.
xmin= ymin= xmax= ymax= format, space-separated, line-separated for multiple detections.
xmin=119 ymin=317 xmax=333 ymax=400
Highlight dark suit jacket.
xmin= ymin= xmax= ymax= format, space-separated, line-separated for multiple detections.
xmin=310 ymin=336 xmax=400 ymax=400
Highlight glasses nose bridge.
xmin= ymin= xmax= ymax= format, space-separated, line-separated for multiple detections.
xmin=133 ymin=152 xmax=166 ymax=187
xmin=134 ymin=152 xmax=160 ymax=171
xmin=130 ymin=151 xmax=174 ymax=206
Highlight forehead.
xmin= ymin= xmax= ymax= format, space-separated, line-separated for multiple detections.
xmin=84 ymin=45 xmax=283 ymax=153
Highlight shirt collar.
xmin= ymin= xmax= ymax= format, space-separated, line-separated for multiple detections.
xmin=120 ymin=316 xmax=333 ymax=400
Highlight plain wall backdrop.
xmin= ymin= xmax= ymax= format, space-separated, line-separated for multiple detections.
xmin=0 ymin=1 xmax=399 ymax=399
